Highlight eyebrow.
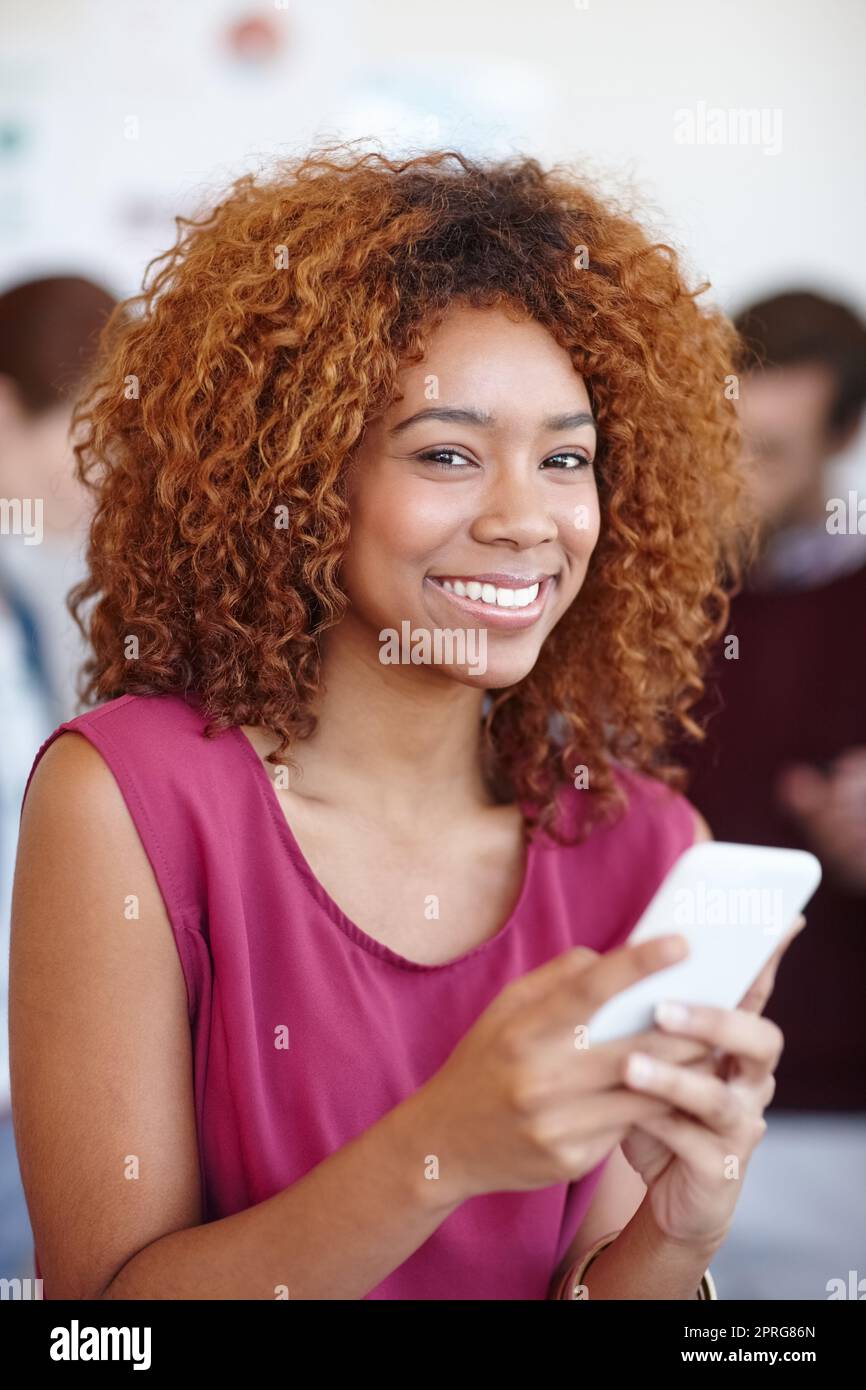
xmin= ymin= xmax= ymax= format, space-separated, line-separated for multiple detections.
xmin=388 ymin=406 xmax=597 ymax=435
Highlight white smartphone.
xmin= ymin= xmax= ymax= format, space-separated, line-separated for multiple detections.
xmin=587 ymin=841 xmax=822 ymax=1044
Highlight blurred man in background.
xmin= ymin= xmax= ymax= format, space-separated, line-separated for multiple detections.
xmin=679 ymin=288 xmax=866 ymax=1297
xmin=0 ymin=274 xmax=116 ymax=1278
xmin=0 ymin=276 xmax=116 ymax=722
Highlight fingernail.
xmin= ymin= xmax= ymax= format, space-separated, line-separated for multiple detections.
xmin=627 ymin=1052 xmax=658 ymax=1084
xmin=655 ymin=1001 xmax=690 ymax=1029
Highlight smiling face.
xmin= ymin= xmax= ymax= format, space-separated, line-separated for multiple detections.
xmin=337 ymin=301 xmax=601 ymax=689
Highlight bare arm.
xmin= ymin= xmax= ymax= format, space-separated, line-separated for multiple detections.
xmin=550 ymin=1110 xmax=715 ymax=1302
xmin=10 ymin=733 xmax=464 ymax=1300
xmin=549 ymin=1142 xmax=647 ymax=1293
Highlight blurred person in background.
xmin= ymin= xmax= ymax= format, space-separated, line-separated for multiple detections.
xmin=0 ymin=276 xmax=117 ymax=724
xmin=0 ymin=274 xmax=116 ymax=1279
xmin=678 ymin=288 xmax=866 ymax=1298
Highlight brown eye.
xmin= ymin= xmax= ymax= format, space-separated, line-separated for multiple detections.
xmin=542 ymin=452 xmax=593 ymax=470
xmin=417 ymin=450 xmax=476 ymax=471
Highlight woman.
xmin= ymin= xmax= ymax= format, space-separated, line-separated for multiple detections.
xmin=10 ymin=145 xmax=794 ymax=1301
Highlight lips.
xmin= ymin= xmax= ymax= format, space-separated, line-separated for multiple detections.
xmin=425 ymin=574 xmax=556 ymax=630
xmin=430 ymin=573 xmax=555 ymax=586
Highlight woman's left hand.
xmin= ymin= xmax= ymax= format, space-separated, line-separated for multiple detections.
xmin=619 ymin=914 xmax=806 ymax=1250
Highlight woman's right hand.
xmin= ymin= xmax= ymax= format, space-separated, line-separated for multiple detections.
xmin=413 ymin=934 xmax=710 ymax=1203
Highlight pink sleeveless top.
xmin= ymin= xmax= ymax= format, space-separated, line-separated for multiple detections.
xmin=22 ymin=692 xmax=697 ymax=1299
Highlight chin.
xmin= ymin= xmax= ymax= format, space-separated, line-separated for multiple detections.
xmin=374 ymin=604 xmax=548 ymax=689
xmin=443 ymin=646 xmax=542 ymax=691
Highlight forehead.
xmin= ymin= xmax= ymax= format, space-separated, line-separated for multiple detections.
xmin=739 ymin=362 xmax=837 ymax=431
xmin=392 ymin=302 xmax=591 ymax=413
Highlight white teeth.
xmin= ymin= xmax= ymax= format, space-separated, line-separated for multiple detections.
xmin=438 ymin=580 xmax=542 ymax=609
xmin=508 ymin=583 xmax=540 ymax=607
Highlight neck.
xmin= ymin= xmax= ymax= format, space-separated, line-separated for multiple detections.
xmin=277 ymin=613 xmax=496 ymax=825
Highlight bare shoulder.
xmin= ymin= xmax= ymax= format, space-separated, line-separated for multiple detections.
xmin=21 ymin=728 xmax=131 ymax=831
xmin=15 ymin=730 xmax=153 ymax=932
xmin=605 ymin=765 xmax=714 ymax=845
xmin=690 ymin=806 xmax=714 ymax=842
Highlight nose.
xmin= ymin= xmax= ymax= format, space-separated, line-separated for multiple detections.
xmin=469 ymin=459 xmax=559 ymax=550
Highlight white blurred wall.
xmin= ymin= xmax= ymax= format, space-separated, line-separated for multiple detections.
xmin=2 ymin=0 xmax=864 ymax=475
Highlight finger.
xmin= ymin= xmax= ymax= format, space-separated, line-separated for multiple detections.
xmin=540 ymin=1086 xmax=674 ymax=1136
xmin=542 ymin=1028 xmax=713 ymax=1100
xmin=737 ymin=914 xmax=806 ymax=1014
xmin=523 ymin=933 xmax=690 ymax=1041
xmin=652 ymin=1001 xmax=783 ymax=1084
xmin=738 ymin=957 xmax=780 ymax=1015
xmin=623 ymin=1051 xmax=766 ymax=1146
xmin=510 ymin=943 xmax=600 ymax=1005
xmin=629 ymin=1107 xmax=741 ymax=1172
xmin=594 ymin=1027 xmax=712 ymax=1072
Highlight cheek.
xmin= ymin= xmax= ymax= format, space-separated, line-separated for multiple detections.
xmin=350 ymin=477 xmax=462 ymax=571
xmin=559 ymin=490 xmax=601 ymax=568
xmin=340 ymin=478 xmax=462 ymax=618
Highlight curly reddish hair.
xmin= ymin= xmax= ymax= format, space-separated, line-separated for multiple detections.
xmin=68 ymin=142 xmax=754 ymax=843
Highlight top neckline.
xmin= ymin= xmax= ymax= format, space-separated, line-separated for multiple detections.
xmin=227 ymin=721 xmax=540 ymax=973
